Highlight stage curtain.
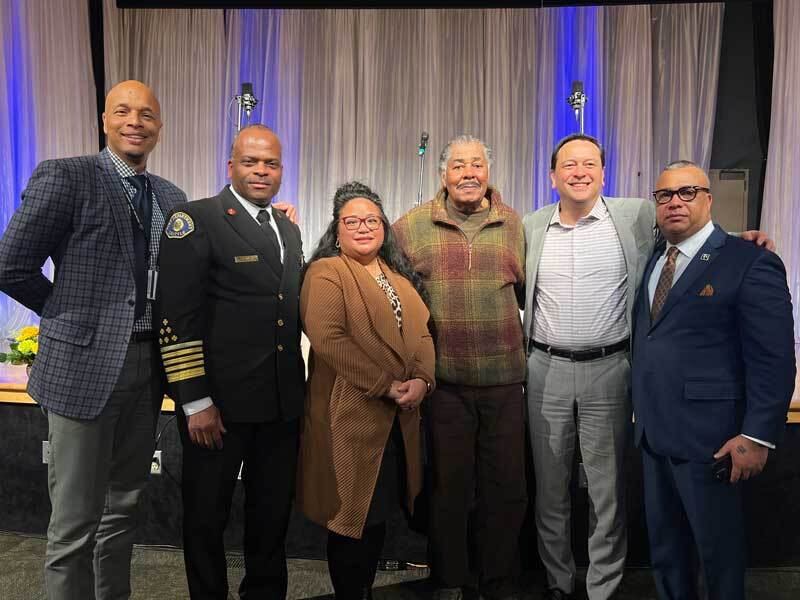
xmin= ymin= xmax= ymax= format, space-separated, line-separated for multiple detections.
xmin=603 ymin=5 xmax=653 ymax=201
xmin=2 ymin=3 xmax=725 ymax=306
xmin=761 ymin=0 xmax=800 ymax=396
xmin=651 ymin=3 xmax=724 ymax=173
xmin=103 ymin=0 xmax=227 ymax=201
xmin=0 ymin=0 xmax=96 ymax=338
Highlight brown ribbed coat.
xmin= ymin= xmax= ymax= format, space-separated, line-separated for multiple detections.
xmin=298 ymin=255 xmax=435 ymax=538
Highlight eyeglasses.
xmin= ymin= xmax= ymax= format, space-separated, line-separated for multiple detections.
xmin=340 ymin=215 xmax=383 ymax=231
xmin=652 ymin=186 xmax=710 ymax=205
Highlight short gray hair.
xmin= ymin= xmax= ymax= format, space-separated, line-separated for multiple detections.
xmin=438 ymin=134 xmax=494 ymax=175
xmin=664 ymin=159 xmax=699 ymax=171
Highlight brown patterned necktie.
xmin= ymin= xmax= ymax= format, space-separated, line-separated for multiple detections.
xmin=651 ymin=246 xmax=680 ymax=321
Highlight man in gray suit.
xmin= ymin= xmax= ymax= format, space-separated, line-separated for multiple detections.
xmin=522 ymin=134 xmax=654 ymax=600
xmin=0 ymin=80 xmax=186 ymax=599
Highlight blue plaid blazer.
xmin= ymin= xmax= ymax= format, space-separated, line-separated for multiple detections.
xmin=0 ymin=150 xmax=186 ymax=418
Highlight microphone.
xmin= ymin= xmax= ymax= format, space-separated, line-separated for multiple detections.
xmin=418 ymin=131 xmax=429 ymax=157
xmin=567 ymin=80 xmax=587 ymax=121
xmin=241 ymin=82 xmax=258 ymax=117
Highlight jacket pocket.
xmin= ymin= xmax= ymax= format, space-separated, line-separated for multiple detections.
xmin=684 ymin=380 xmax=743 ymax=401
xmin=40 ymin=316 xmax=95 ymax=346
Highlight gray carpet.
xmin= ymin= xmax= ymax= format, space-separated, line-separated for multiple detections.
xmin=1 ymin=532 xmax=798 ymax=599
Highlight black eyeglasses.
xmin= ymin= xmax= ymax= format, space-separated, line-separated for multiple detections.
xmin=652 ymin=186 xmax=710 ymax=205
xmin=340 ymin=215 xmax=383 ymax=231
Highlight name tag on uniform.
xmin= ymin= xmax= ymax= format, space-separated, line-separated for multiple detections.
xmin=234 ymin=255 xmax=260 ymax=263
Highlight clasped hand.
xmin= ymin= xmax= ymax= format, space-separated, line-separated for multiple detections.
xmin=388 ymin=378 xmax=427 ymax=411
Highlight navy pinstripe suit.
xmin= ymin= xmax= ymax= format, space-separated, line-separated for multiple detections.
xmin=0 ymin=150 xmax=186 ymax=417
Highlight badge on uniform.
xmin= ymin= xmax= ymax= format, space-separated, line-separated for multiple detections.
xmin=165 ymin=212 xmax=195 ymax=239
xmin=700 ymin=253 xmax=711 ymax=261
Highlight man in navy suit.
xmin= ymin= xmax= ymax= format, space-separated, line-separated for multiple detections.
xmin=631 ymin=160 xmax=795 ymax=600
xmin=0 ymin=81 xmax=186 ymax=599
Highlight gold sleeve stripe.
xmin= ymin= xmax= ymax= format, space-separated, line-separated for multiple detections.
xmin=161 ymin=347 xmax=204 ymax=361
xmin=162 ymin=352 xmax=203 ymax=366
xmin=160 ymin=340 xmax=203 ymax=354
xmin=166 ymin=366 xmax=205 ymax=383
xmin=164 ymin=359 xmax=205 ymax=374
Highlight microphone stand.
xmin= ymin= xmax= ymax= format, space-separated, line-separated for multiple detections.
xmin=415 ymin=134 xmax=428 ymax=207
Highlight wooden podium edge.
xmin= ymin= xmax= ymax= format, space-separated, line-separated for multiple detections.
xmin=0 ymin=382 xmax=175 ymax=412
xmin=2 ymin=382 xmax=796 ymax=422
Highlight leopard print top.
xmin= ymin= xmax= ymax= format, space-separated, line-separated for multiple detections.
xmin=375 ymin=272 xmax=402 ymax=331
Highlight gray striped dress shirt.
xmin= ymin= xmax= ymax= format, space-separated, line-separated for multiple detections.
xmin=532 ymin=198 xmax=629 ymax=350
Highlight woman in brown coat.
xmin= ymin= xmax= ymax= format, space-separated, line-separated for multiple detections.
xmin=299 ymin=181 xmax=435 ymax=599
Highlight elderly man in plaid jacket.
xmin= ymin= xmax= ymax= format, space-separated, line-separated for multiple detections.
xmin=393 ymin=135 xmax=527 ymax=600
xmin=0 ymin=80 xmax=186 ymax=599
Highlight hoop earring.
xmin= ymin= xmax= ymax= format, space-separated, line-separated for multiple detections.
xmin=335 ymin=238 xmax=340 ymax=249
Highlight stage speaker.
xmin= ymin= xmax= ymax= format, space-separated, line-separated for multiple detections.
xmin=709 ymin=169 xmax=748 ymax=232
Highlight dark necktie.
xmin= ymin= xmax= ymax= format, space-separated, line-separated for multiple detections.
xmin=256 ymin=208 xmax=282 ymax=261
xmin=126 ymin=175 xmax=152 ymax=319
xmin=651 ymin=246 xmax=680 ymax=321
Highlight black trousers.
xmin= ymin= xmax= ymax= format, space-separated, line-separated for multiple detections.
xmin=178 ymin=415 xmax=300 ymax=600
xmin=327 ymin=523 xmax=386 ymax=599
xmin=426 ymin=382 xmax=528 ymax=587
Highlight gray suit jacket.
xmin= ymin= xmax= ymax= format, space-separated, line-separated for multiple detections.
xmin=521 ymin=196 xmax=656 ymax=343
xmin=0 ymin=150 xmax=186 ymax=418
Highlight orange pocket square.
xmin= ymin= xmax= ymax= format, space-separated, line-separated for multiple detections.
xmin=698 ymin=284 xmax=714 ymax=297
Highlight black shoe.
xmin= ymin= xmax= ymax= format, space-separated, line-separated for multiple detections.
xmin=542 ymin=588 xmax=573 ymax=600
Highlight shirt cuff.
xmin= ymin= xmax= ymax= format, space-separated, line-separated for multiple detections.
xmin=183 ymin=397 xmax=213 ymax=416
xmin=742 ymin=434 xmax=775 ymax=449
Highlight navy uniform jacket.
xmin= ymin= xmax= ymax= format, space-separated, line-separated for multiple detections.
xmin=632 ymin=225 xmax=796 ymax=461
xmin=0 ymin=151 xmax=186 ymax=419
xmin=156 ymin=186 xmax=305 ymax=423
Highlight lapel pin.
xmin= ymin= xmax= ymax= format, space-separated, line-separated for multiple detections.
xmin=227 ymin=208 xmax=237 ymax=216
xmin=700 ymin=253 xmax=710 ymax=261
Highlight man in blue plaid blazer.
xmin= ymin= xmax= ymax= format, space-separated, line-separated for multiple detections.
xmin=0 ymin=80 xmax=186 ymax=599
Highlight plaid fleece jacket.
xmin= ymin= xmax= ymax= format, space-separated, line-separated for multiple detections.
xmin=392 ymin=187 xmax=526 ymax=386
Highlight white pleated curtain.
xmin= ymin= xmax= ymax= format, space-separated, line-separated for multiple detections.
xmin=100 ymin=4 xmax=725 ymax=252
xmin=2 ymin=3 xmax=729 ymax=340
xmin=0 ymin=0 xmax=96 ymax=338
xmin=761 ymin=0 xmax=800 ymax=399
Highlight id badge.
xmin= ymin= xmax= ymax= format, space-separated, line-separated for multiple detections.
xmin=146 ymin=268 xmax=159 ymax=301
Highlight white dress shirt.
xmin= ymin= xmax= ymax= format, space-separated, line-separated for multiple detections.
xmin=646 ymin=219 xmax=772 ymax=449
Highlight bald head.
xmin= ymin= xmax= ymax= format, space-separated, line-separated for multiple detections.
xmin=654 ymin=161 xmax=713 ymax=244
xmin=102 ymin=80 xmax=162 ymax=172
xmin=228 ymin=125 xmax=283 ymax=206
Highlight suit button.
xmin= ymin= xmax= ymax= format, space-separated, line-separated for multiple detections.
xmin=277 ymin=319 xmax=284 ymax=327
xmin=278 ymin=293 xmax=284 ymax=301
xmin=277 ymin=344 xmax=284 ymax=352
xmin=128 ymin=299 xmax=135 ymax=306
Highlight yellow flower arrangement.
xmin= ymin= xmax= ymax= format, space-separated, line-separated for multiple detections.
xmin=16 ymin=325 xmax=39 ymax=341
xmin=0 ymin=325 xmax=39 ymax=366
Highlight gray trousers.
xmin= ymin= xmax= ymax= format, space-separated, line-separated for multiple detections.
xmin=526 ymin=348 xmax=630 ymax=600
xmin=44 ymin=340 xmax=161 ymax=600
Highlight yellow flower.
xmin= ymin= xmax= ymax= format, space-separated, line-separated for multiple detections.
xmin=17 ymin=339 xmax=35 ymax=354
xmin=15 ymin=325 xmax=39 ymax=341
xmin=31 ymin=342 xmax=39 ymax=355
